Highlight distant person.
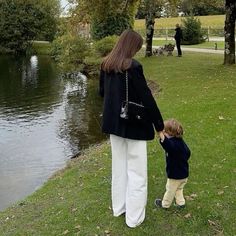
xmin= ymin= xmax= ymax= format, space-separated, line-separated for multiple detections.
xmin=174 ymin=24 xmax=183 ymax=57
xmin=155 ymin=119 xmax=191 ymax=209
xmin=99 ymin=29 xmax=164 ymax=228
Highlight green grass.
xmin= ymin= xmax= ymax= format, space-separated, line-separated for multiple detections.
xmin=0 ymin=42 xmax=51 ymax=55
xmin=134 ymin=15 xmax=225 ymax=38
xmin=134 ymin=15 xmax=225 ymax=30
xmin=153 ymin=40 xmax=225 ymax=50
xmin=31 ymin=41 xmax=52 ymax=55
xmin=0 ymin=53 xmax=236 ymax=235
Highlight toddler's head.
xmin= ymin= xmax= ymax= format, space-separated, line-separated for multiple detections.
xmin=164 ymin=119 xmax=183 ymax=138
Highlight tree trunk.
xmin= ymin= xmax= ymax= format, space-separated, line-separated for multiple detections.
xmin=145 ymin=12 xmax=155 ymax=57
xmin=224 ymin=0 xmax=236 ymax=65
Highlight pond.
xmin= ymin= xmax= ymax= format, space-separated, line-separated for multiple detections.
xmin=0 ymin=55 xmax=105 ymax=211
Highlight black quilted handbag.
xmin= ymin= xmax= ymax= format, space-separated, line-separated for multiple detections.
xmin=120 ymin=71 xmax=147 ymax=123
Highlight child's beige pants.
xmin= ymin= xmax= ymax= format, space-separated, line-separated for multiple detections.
xmin=162 ymin=178 xmax=188 ymax=208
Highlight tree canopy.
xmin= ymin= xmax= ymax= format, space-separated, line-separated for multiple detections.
xmin=0 ymin=0 xmax=60 ymax=54
xmin=179 ymin=0 xmax=224 ymax=16
xmin=69 ymin=0 xmax=140 ymax=39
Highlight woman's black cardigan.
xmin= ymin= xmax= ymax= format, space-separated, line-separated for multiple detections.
xmin=99 ymin=59 xmax=164 ymax=141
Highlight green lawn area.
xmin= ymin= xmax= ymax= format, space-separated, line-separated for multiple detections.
xmin=0 ymin=41 xmax=51 ymax=55
xmin=134 ymin=15 xmax=225 ymax=30
xmin=153 ymin=40 xmax=225 ymax=50
xmin=0 ymin=52 xmax=235 ymax=235
xmin=134 ymin=15 xmax=225 ymax=38
xmin=31 ymin=41 xmax=52 ymax=55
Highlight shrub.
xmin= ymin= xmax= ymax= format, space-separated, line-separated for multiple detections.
xmin=51 ymin=34 xmax=90 ymax=71
xmin=181 ymin=16 xmax=206 ymax=45
xmin=94 ymin=35 xmax=118 ymax=57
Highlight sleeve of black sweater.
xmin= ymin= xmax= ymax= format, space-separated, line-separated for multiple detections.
xmin=159 ymin=137 xmax=176 ymax=153
xmin=99 ymin=69 xmax=104 ymax=98
xmin=132 ymin=65 xmax=164 ymax=132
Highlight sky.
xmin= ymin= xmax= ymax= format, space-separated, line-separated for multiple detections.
xmin=60 ymin=0 xmax=70 ymax=15
xmin=60 ymin=0 xmax=69 ymax=9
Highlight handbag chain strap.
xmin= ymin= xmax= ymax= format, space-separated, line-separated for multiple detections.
xmin=125 ymin=71 xmax=128 ymax=103
xmin=125 ymin=71 xmax=144 ymax=108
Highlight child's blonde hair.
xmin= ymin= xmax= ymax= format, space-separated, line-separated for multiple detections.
xmin=164 ymin=119 xmax=183 ymax=138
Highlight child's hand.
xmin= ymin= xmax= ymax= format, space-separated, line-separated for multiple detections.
xmin=158 ymin=131 xmax=165 ymax=142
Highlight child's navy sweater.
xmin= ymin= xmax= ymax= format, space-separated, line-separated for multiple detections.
xmin=160 ymin=137 xmax=191 ymax=179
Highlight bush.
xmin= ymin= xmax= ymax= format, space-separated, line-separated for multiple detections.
xmin=51 ymin=34 xmax=90 ymax=71
xmin=0 ymin=45 xmax=12 ymax=54
xmin=181 ymin=16 xmax=206 ymax=45
xmin=91 ymin=13 xmax=132 ymax=40
xmin=94 ymin=35 xmax=118 ymax=57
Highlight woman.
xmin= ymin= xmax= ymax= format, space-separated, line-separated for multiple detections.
xmin=99 ymin=29 xmax=164 ymax=228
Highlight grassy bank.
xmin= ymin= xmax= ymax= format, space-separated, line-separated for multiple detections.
xmin=31 ymin=41 xmax=52 ymax=55
xmin=0 ymin=42 xmax=51 ymax=55
xmin=0 ymin=52 xmax=236 ymax=235
xmin=134 ymin=15 xmax=225 ymax=30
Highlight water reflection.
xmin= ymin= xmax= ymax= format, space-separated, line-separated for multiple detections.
xmin=0 ymin=55 xmax=105 ymax=211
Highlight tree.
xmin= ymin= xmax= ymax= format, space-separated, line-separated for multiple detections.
xmin=224 ymin=0 xmax=236 ymax=65
xmin=0 ymin=0 xmax=60 ymax=54
xmin=144 ymin=0 xmax=161 ymax=57
xmin=142 ymin=0 xmax=180 ymax=57
xmin=181 ymin=16 xmax=206 ymax=45
xmin=36 ymin=0 xmax=61 ymax=41
xmin=179 ymin=0 xmax=224 ymax=16
xmin=70 ymin=0 xmax=139 ymax=40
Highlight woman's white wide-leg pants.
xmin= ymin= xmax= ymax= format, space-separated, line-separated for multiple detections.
xmin=110 ymin=134 xmax=147 ymax=228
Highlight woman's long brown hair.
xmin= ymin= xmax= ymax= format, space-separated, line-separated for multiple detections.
xmin=101 ymin=30 xmax=143 ymax=73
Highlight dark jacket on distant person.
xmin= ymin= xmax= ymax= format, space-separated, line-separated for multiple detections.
xmin=174 ymin=27 xmax=183 ymax=42
xmin=99 ymin=59 xmax=164 ymax=141
xmin=160 ymin=137 xmax=191 ymax=179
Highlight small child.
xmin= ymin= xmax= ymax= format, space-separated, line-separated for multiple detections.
xmin=155 ymin=119 xmax=191 ymax=209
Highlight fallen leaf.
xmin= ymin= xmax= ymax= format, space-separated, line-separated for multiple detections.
xmin=185 ymin=195 xmax=194 ymax=201
xmin=190 ymin=193 xmax=197 ymax=198
xmin=218 ymin=191 xmax=224 ymax=195
xmin=75 ymin=225 xmax=81 ymax=230
xmin=208 ymin=220 xmax=217 ymax=226
xmin=184 ymin=213 xmax=191 ymax=218
xmin=62 ymin=230 xmax=69 ymax=235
